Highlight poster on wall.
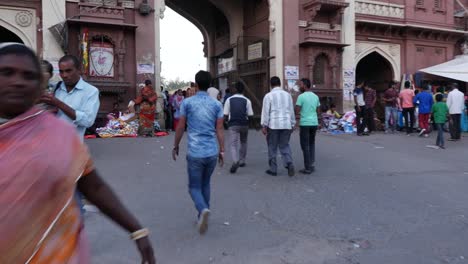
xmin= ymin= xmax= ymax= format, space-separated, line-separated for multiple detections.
xmin=137 ymin=63 xmax=155 ymax=74
xmin=343 ymin=68 xmax=355 ymax=101
xmin=287 ymin=79 xmax=299 ymax=92
xmin=89 ymin=42 xmax=114 ymax=77
xmin=248 ymin=42 xmax=263 ymax=60
xmin=284 ymin=65 xmax=299 ymax=80
xmin=218 ymin=57 xmax=234 ymax=75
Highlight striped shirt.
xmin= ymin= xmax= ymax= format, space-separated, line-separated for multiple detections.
xmin=261 ymin=87 xmax=296 ymax=129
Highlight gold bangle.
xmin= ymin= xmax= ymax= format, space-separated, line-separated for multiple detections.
xmin=130 ymin=228 xmax=150 ymax=240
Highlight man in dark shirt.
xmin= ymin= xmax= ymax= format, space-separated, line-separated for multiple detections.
xmin=364 ymin=83 xmax=377 ymax=134
xmin=224 ymin=82 xmax=254 ymax=173
xmin=383 ymin=81 xmax=399 ymax=133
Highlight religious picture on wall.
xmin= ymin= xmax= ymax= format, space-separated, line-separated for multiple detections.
xmin=89 ymin=42 xmax=114 ymax=77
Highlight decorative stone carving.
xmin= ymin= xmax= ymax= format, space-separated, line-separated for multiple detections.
xmin=121 ymin=0 xmax=135 ymax=8
xmin=355 ymin=0 xmax=405 ymax=19
xmin=15 ymin=11 xmax=33 ymax=27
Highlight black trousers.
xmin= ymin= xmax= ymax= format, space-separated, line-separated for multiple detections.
xmin=355 ymin=106 xmax=367 ymax=134
xmin=299 ymin=126 xmax=318 ymax=170
xmin=402 ymin=107 xmax=415 ymax=134
xmin=449 ymin=114 xmax=462 ymax=140
xmin=365 ymin=107 xmax=375 ymax=132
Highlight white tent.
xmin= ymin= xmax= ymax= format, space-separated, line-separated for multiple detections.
xmin=419 ymin=55 xmax=468 ymax=82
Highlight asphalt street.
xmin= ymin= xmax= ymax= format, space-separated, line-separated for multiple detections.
xmin=85 ymin=130 xmax=468 ymax=264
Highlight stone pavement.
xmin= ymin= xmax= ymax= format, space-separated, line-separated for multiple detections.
xmin=85 ymin=131 xmax=468 ymax=264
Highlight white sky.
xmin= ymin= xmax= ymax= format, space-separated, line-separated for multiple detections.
xmin=160 ymin=8 xmax=206 ymax=82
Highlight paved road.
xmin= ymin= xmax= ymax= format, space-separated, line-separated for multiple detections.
xmin=85 ymin=131 xmax=468 ymax=264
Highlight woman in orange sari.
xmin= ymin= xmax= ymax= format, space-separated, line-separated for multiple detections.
xmin=0 ymin=43 xmax=156 ymax=263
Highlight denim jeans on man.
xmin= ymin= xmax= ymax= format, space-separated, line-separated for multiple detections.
xmin=267 ymin=129 xmax=293 ymax=173
xmin=187 ymin=155 xmax=218 ymax=214
xmin=385 ymin=106 xmax=398 ymax=131
xmin=435 ymin=123 xmax=445 ymax=147
xmin=299 ymin=126 xmax=317 ymax=170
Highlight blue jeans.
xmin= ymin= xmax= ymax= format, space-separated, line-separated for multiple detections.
xmin=187 ymin=155 xmax=218 ymax=215
xmin=385 ymin=106 xmax=398 ymax=131
xmin=436 ymin=123 xmax=445 ymax=147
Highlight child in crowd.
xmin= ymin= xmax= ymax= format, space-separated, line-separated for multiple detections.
xmin=431 ymin=94 xmax=449 ymax=149
xmin=326 ymin=104 xmax=341 ymax=119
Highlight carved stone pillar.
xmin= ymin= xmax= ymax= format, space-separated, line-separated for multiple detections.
xmin=117 ymin=38 xmax=126 ymax=81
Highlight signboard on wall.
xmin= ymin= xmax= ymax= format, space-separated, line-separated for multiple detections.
xmin=248 ymin=42 xmax=263 ymax=60
xmin=343 ymin=68 xmax=355 ymax=101
xmin=89 ymin=42 xmax=114 ymax=77
xmin=284 ymin=65 xmax=299 ymax=80
xmin=218 ymin=57 xmax=234 ymax=75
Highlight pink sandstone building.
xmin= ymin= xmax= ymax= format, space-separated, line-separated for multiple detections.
xmin=1 ymin=0 xmax=466 ymax=119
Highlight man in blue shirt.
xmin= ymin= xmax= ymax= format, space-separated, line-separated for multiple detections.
xmin=413 ymin=85 xmax=433 ymax=137
xmin=173 ymin=70 xmax=225 ymax=235
xmin=40 ymin=55 xmax=100 ymax=139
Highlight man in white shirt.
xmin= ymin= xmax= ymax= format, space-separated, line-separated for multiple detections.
xmin=446 ymin=83 xmax=465 ymax=141
xmin=261 ymin=76 xmax=296 ymax=177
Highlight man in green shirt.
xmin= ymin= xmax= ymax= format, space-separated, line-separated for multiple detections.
xmin=295 ymin=78 xmax=320 ymax=174
xmin=431 ymin=93 xmax=449 ymax=149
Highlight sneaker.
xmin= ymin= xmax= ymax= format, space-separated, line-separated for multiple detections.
xmin=418 ymin=129 xmax=426 ymax=137
xmin=448 ymin=138 xmax=456 ymax=141
xmin=265 ymin=170 xmax=277 ymax=176
xmin=197 ymin=209 xmax=210 ymax=235
xmin=230 ymin=163 xmax=239 ymax=173
xmin=299 ymin=169 xmax=312 ymax=174
xmin=287 ymin=165 xmax=295 ymax=177
xmin=439 ymin=145 xmax=445 ymax=149
xmin=239 ymin=163 xmax=246 ymax=167
xmin=424 ymin=134 xmax=429 ymax=138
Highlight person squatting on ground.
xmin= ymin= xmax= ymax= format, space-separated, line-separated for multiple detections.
xmin=223 ymin=81 xmax=254 ymax=174
xmin=295 ymin=78 xmax=320 ymax=174
xmin=0 ymin=42 xmax=155 ymax=264
xmin=261 ymin=76 xmax=296 ymax=177
xmin=172 ymin=70 xmax=225 ymax=235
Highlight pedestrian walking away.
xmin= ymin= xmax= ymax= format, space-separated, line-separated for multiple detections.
xmin=261 ymin=76 xmax=296 ymax=177
xmin=383 ymin=81 xmax=400 ymax=133
xmin=354 ymin=81 xmax=367 ymax=136
xmin=432 ymin=94 xmax=449 ymax=149
xmin=172 ymin=70 xmax=225 ymax=235
xmin=399 ymin=81 xmax=416 ymax=135
xmin=224 ymin=81 xmax=254 ymax=173
xmin=446 ymin=83 xmax=465 ymax=141
xmin=295 ymin=78 xmax=320 ymax=174
xmin=0 ymin=43 xmax=156 ymax=264
xmin=414 ymin=84 xmax=434 ymax=137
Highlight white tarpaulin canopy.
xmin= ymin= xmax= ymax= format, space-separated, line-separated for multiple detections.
xmin=419 ymin=55 xmax=468 ymax=82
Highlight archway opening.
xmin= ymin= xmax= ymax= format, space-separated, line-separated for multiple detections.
xmin=0 ymin=26 xmax=24 ymax=44
xmin=356 ymin=51 xmax=394 ymax=122
xmin=356 ymin=51 xmax=394 ymax=92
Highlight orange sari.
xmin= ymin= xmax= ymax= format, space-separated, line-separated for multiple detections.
xmin=0 ymin=108 xmax=92 ymax=264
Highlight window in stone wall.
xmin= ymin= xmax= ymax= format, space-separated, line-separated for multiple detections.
xmin=415 ymin=0 xmax=425 ymax=9
xmin=313 ymin=54 xmax=328 ymax=85
xmin=433 ymin=0 xmax=445 ymax=12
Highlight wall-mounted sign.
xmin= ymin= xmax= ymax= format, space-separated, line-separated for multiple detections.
xmin=137 ymin=63 xmax=155 ymax=74
xmin=218 ymin=57 xmax=234 ymax=75
xmin=248 ymin=42 xmax=263 ymax=60
xmin=89 ymin=42 xmax=114 ymax=77
xmin=285 ymin=65 xmax=299 ymax=80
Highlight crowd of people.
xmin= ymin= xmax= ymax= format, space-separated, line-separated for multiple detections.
xmin=1 ymin=41 xmax=467 ymax=263
xmin=354 ymin=80 xmax=467 ymax=149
